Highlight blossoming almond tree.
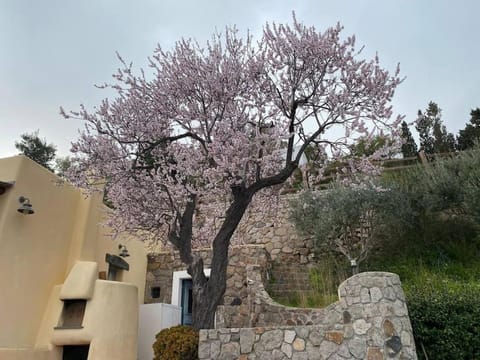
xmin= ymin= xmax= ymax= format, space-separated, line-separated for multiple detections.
xmin=62 ymin=16 xmax=403 ymax=329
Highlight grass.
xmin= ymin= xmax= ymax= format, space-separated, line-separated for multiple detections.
xmin=272 ymin=255 xmax=349 ymax=308
xmin=271 ymin=236 xmax=480 ymax=309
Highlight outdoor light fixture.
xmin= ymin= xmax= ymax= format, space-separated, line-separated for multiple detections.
xmin=17 ymin=196 xmax=35 ymax=215
xmin=118 ymin=244 xmax=130 ymax=257
xmin=350 ymin=259 xmax=358 ymax=275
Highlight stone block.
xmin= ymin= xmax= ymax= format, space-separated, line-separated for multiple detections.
xmin=281 ymin=342 xmax=293 ymax=358
xmin=366 ymin=347 xmax=383 ymax=360
xmin=383 ymin=319 xmax=396 ymax=337
xmin=260 ymin=330 xmax=283 ymax=351
xmin=319 ymin=339 xmax=337 ymax=358
xmin=370 ymin=287 xmax=383 ymax=302
xmin=220 ymin=342 xmax=240 ymax=360
xmin=325 ymin=331 xmax=344 ymax=345
xmin=348 ymin=337 xmax=366 ymax=359
xmin=292 ymin=337 xmax=305 ymax=351
xmin=353 ymin=319 xmax=372 ymax=335
xmin=240 ymin=329 xmax=255 ymax=354
xmin=198 ymin=341 xmax=211 ymax=359
xmin=284 ymin=330 xmax=296 ymax=344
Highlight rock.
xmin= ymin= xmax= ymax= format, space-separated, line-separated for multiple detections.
xmin=260 ymin=330 xmax=283 ymax=351
xmin=400 ymin=330 xmax=411 ymax=346
xmin=282 ymin=246 xmax=293 ymax=253
xmin=325 ymin=331 xmax=344 ymax=345
xmin=393 ymin=300 xmax=408 ymax=316
xmin=308 ymin=329 xmax=324 ymax=346
xmin=199 ymin=330 xmax=208 ymax=342
xmin=319 ymin=339 xmax=337 ymax=358
xmin=348 ymin=337 xmax=366 ymax=359
xmin=240 ymin=329 xmax=255 ymax=354
xmin=281 ymin=342 xmax=293 ymax=358
xmin=292 ymin=353 xmax=309 ymax=360
xmin=292 ymin=338 xmax=305 ymax=351
xmin=383 ymin=319 xmax=396 ymax=337
xmin=220 ymin=334 xmax=231 ymax=343
xmin=272 ymin=349 xmax=286 ymax=359
xmin=198 ymin=341 xmax=210 ymax=359
xmin=210 ymin=340 xmax=221 ymax=359
xmin=383 ymin=286 xmax=396 ymax=300
xmin=219 ymin=342 xmax=240 ymax=360
xmin=367 ymin=327 xmax=383 ymax=347
xmin=360 ymin=287 xmax=371 ymax=303
xmin=370 ymin=287 xmax=383 ymax=302
xmin=208 ymin=329 xmax=218 ymax=340
xmin=353 ymin=319 xmax=372 ymax=335
xmin=284 ymin=330 xmax=296 ymax=344
xmin=366 ymin=347 xmax=383 ymax=360
xmin=386 ymin=336 xmax=402 ymax=356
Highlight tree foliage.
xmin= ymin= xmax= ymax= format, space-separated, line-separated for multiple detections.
xmin=415 ymin=102 xmax=455 ymax=155
xmin=349 ymin=135 xmax=396 ymax=158
xmin=457 ymin=108 xmax=480 ymax=150
xmin=15 ymin=130 xmax=57 ymax=171
xmin=414 ymin=147 xmax=480 ymax=223
xmin=400 ymin=121 xmax=418 ymax=158
xmin=63 ymin=16 xmax=402 ymax=329
xmin=290 ymin=181 xmax=411 ymax=272
xmin=54 ymin=156 xmax=72 ymax=178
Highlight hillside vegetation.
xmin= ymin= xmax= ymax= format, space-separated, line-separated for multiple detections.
xmin=287 ymin=147 xmax=480 ymax=359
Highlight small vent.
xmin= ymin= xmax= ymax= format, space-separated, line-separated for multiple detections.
xmin=151 ymin=286 xmax=161 ymax=299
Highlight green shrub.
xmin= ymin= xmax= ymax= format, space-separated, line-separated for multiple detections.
xmin=153 ymin=325 xmax=199 ymax=360
xmin=290 ymin=181 xmax=412 ymax=272
xmin=406 ymin=282 xmax=480 ymax=360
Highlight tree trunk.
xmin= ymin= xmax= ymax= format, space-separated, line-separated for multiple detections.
xmin=177 ymin=162 xmax=299 ymax=329
xmin=192 ymin=285 xmax=219 ymax=329
xmin=189 ymin=190 xmax=252 ymax=329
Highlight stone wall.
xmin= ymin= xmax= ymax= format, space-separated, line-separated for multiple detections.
xmin=232 ymin=195 xmax=315 ymax=264
xmin=200 ymin=267 xmax=417 ymax=359
xmin=149 ymin=195 xmax=315 ymax=264
xmin=145 ymin=195 xmax=317 ymax=305
xmin=145 ymin=245 xmax=269 ymax=306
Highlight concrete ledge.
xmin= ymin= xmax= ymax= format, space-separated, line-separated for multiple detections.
xmin=60 ymin=261 xmax=98 ymax=300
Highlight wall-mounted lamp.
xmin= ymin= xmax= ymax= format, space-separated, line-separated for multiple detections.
xmin=350 ymin=259 xmax=358 ymax=276
xmin=118 ymin=244 xmax=130 ymax=257
xmin=17 ymin=196 xmax=35 ymax=215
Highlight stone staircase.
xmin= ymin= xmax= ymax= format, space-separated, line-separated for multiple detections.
xmin=266 ymin=263 xmax=314 ymax=299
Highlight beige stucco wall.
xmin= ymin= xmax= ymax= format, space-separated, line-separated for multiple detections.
xmin=0 ymin=156 xmax=147 ymax=357
xmin=49 ymin=280 xmax=139 ymax=360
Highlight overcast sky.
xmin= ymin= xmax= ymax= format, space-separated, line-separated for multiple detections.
xmin=1 ymin=0 xmax=479 ymax=158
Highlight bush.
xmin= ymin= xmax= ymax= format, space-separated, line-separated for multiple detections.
xmin=153 ymin=325 xmax=199 ymax=360
xmin=406 ymin=282 xmax=480 ymax=359
xmin=290 ymin=181 xmax=411 ymax=272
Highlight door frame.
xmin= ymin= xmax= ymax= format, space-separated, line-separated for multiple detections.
xmin=171 ymin=269 xmax=211 ymax=308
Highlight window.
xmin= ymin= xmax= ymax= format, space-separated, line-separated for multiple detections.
xmin=151 ymin=286 xmax=161 ymax=299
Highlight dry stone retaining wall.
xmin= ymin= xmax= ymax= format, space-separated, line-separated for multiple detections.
xmin=149 ymin=195 xmax=315 ymax=264
xmin=232 ymin=195 xmax=315 ymax=264
xmin=201 ymin=267 xmax=417 ymax=359
xmin=145 ymin=245 xmax=269 ymax=307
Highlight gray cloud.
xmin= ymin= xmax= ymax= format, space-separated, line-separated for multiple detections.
xmin=1 ymin=0 xmax=479 ymax=157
